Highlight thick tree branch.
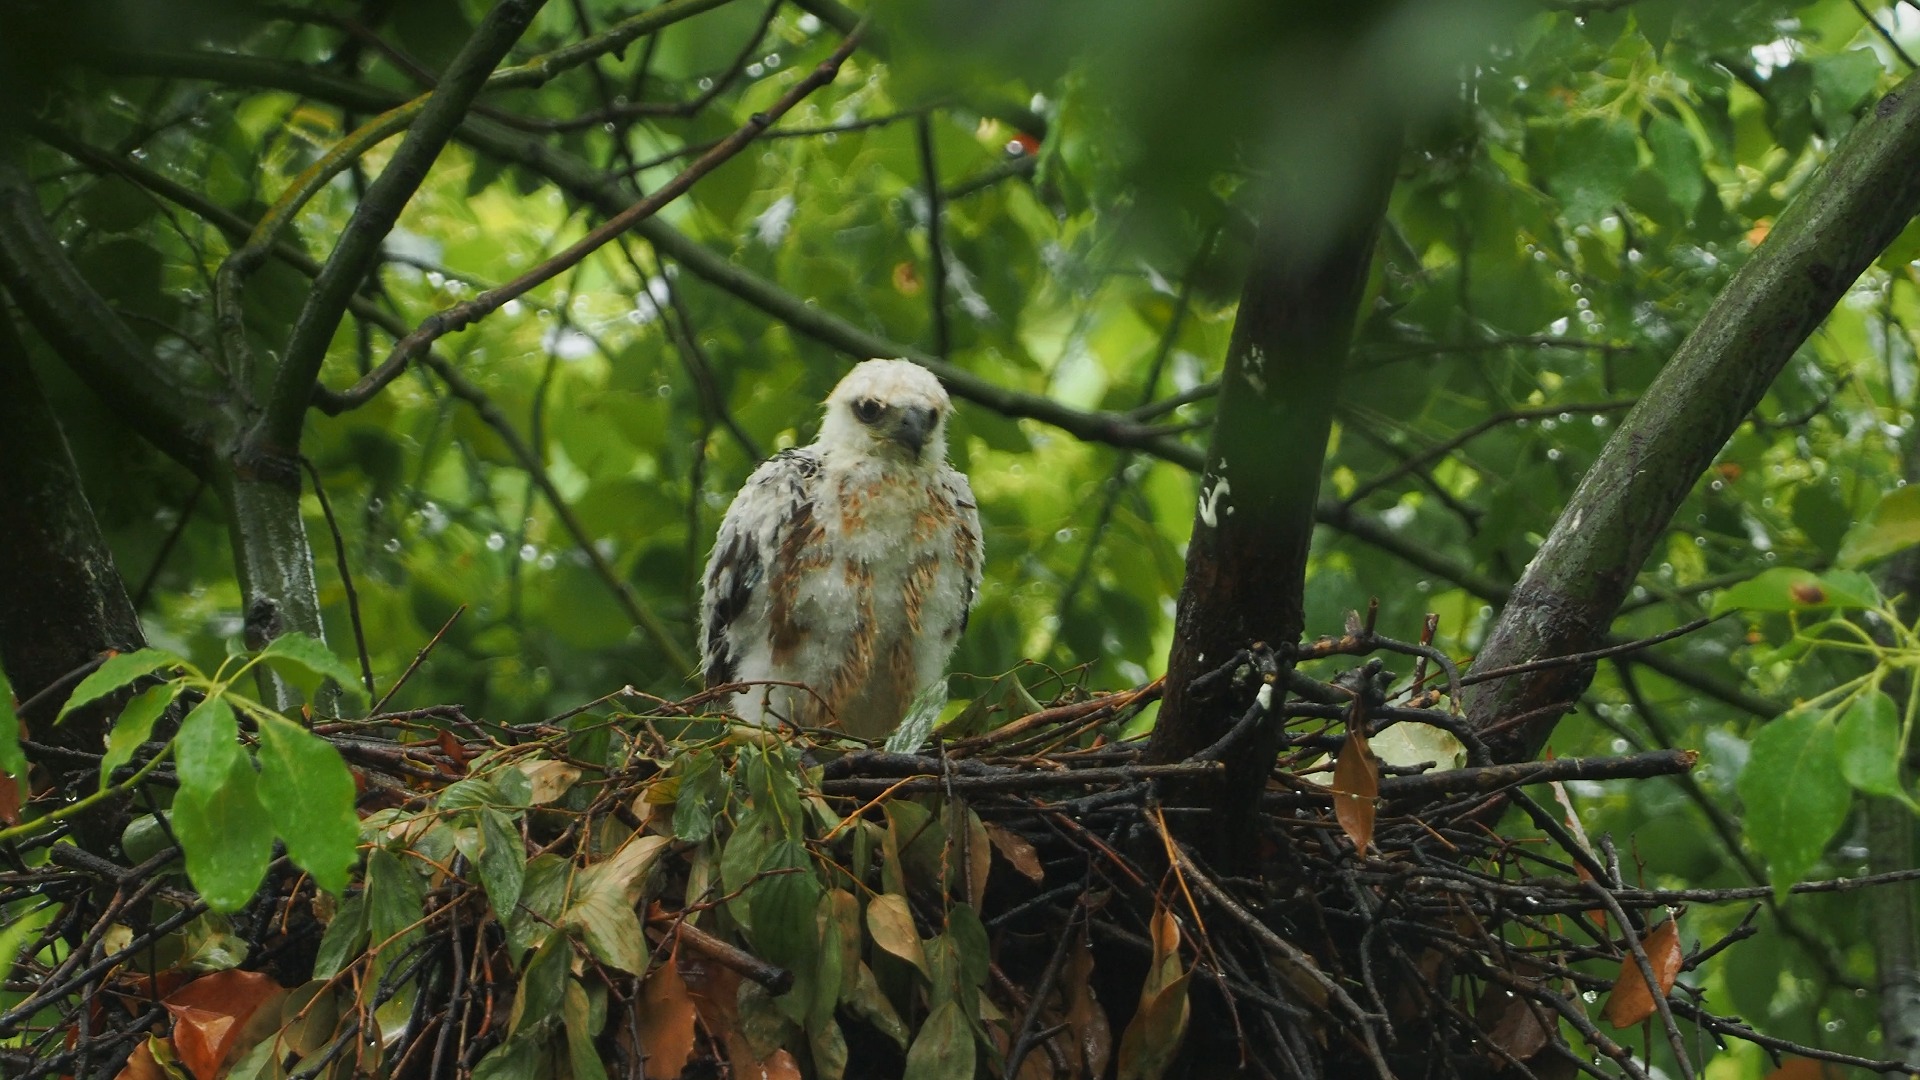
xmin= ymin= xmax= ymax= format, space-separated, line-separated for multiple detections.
xmin=0 ymin=308 xmax=149 ymax=775
xmin=1466 ymin=69 xmax=1920 ymax=763
xmin=0 ymin=130 xmax=214 ymax=474
xmin=265 ymin=0 xmax=547 ymax=457
xmin=1145 ymin=140 xmax=1398 ymax=868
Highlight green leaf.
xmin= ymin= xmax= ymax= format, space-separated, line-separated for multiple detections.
xmin=99 ymin=682 xmax=179 ymax=791
xmin=0 ymin=902 xmax=56 ymax=988
xmin=255 ymin=632 xmax=370 ymax=710
xmin=1836 ymin=690 xmax=1912 ymax=803
xmin=563 ymin=980 xmax=612 ymax=1080
xmin=1644 ymin=112 xmax=1705 ymax=214
xmin=437 ymin=777 xmax=506 ymax=812
xmin=1538 ymin=117 xmax=1638 ymax=225
xmin=511 ymin=932 xmax=572 ymax=1035
xmin=1710 ymin=567 xmax=1880 ymax=615
xmin=0 ymin=667 xmax=25 ymax=781
xmin=1737 ymin=708 xmax=1851 ymax=899
xmin=480 ymin=808 xmax=527 ymax=925
xmin=1838 ymin=485 xmax=1920 ymax=568
xmin=255 ymin=712 xmax=361 ymax=894
xmin=470 ymin=1034 xmax=541 ymax=1080
xmin=746 ymin=840 xmax=823 ymax=975
xmin=172 ymin=749 xmax=273 ymax=912
xmin=672 ymin=751 xmax=726 ymax=843
xmin=313 ymin=893 xmax=369 ymax=981
xmin=885 ymin=682 xmax=949 ymax=753
xmin=563 ymin=836 xmax=668 ymax=975
xmin=174 ymin=695 xmax=241 ymax=795
xmin=58 ymin=648 xmax=181 ymax=723
xmin=901 ymin=998 xmax=975 ymax=1080
xmin=366 ymin=847 xmax=428 ymax=992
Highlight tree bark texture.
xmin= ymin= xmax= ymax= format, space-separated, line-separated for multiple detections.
xmin=1146 ymin=152 xmax=1396 ymax=867
xmin=1468 ymin=69 xmax=1920 ymax=765
xmin=0 ymin=309 xmax=147 ymax=756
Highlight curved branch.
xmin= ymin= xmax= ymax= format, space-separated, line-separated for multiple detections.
xmin=0 ymin=130 xmax=215 ymax=474
xmin=325 ymin=24 xmax=866 ymax=413
xmin=264 ymin=0 xmax=548 ymax=456
xmin=1467 ymin=66 xmax=1920 ymax=763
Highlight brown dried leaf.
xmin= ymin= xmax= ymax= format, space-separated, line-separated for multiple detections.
xmin=1602 ymin=918 xmax=1683 ymax=1029
xmin=1332 ymin=728 xmax=1378 ymax=853
xmin=1064 ymin=930 xmax=1111 ymax=1076
xmin=639 ymin=943 xmax=698 ymax=1080
xmin=1476 ymin=983 xmax=1551 ymax=1063
xmin=111 ymin=1036 xmax=169 ymax=1080
xmin=161 ymin=969 xmax=287 ymax=1080
xmin=0 ymin=768 xmax=19 ymax=826
xmin=984 ymin=822 xmax=1045 ymax=884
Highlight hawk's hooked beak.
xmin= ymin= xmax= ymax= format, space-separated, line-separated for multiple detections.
xmin=888 ymin=405 xmax=937 ymax=459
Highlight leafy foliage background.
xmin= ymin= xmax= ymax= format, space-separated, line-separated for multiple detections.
xmin=9 ymin=0 xmax=1920 ymax=1074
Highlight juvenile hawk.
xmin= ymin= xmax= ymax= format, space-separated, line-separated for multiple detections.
xmin=701 ymin=359 xmax=982 ymax=739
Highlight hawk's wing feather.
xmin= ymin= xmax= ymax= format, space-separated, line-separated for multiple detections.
xmin=700 ymin=448 xmax=822 ymax=687
xmin=940 ymin=465 xmax=984 ymax=635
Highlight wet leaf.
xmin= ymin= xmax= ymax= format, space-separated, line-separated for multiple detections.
xmin=1711 ymin=567 xmax=1879 ymax=615
xmin=1116 ymin=909 xmax=1191 ymax=1080
xmin=983 ymin=822 xmax=1045 ymax=883
xmin=255 ymin=712 xmax=360 ymax=894
xmin=902 ymin=998 xmax=975 ymax=1080
xmin=844 ymin=962 xmax=910 ymax=1048
xmin=172 ymin=747 xmax=272 ymax=913
xmin=509 ymin=932 xmax=570 ymax=1035
xmin=1738 ymin=707 xmax=1849 ymax=897
xmin=867 ymin=893 xmax=929 ymax=976
xmin=1332 ymin=726 xmax=1378 ymax=853
xmin=516 ymin=758 xmax=582 ymax=805
xmin=639 ymin=943 xmax=698 ymax=1079
xmin=479 ymin=808 xmax=527 ymax=924
xmin=255 ymin=632 xmax=370 ymax=710
xmin=0 ymin=668 xmax=21 ymax=783
xmin=1602 ymin=918 xmax=1684 ymax=1029
xmin=99 ymin=682 xmax=179 ymax=791
xmin=1064 ymin=931 xmax=1111 ymax=1076
xmin=1839 ymin=485 xmax=1920 ymax=567
xmin=58 ymin=648 xmax=181 ymax=723
xmin=563 ymin=979 xmax=611 ymax=1080
xmin=886 ymin=681 xmax=948 ymax=752
xmin=1835 ymin=690 xmax=1912 ymax=803
xmin=162 ymin=969 xmax=288 ymax=1080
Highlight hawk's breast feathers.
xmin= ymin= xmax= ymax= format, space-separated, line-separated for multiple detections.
xmin=699 ymin=360 xmax=982 ymax=739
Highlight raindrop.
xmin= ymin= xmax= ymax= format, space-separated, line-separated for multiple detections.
xmin=520 ymin=544 xmax=538 ymax=562
xmin=383 ymin=538 xmax=401 ymax=553
xmin=486 ymin=533 xmax=507 ymax=552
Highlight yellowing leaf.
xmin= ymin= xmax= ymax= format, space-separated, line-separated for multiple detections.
xmin=516 ymin=758 xmax=583 ymax=805
xmin=866 ymin=893 xmax=928 ymax=975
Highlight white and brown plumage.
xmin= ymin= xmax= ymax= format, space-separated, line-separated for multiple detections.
xmin=700 ymin=359 xmax=982 ymax=739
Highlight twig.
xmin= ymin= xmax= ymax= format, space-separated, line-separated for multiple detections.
xmin=1463 ymin=615 xmax=1719 ymax=686
xmin=372 ymin=605 xmax=466 ymax=713
xmin=132 ymin=480 xmax=205 ymax=609
xmin=267 ymin=0 xmax=548 ymax=453
xmin=1854 ymin=0 xmax=1919 ymax=69
xmin=300 ymin=457 xmax=376 ymax=700
xmin=325 ymin=23 xmax=868 ymax=413
xmin=915 ymin=114 xmax=951 ymax=357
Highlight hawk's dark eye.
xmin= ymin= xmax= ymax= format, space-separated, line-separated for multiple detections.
xmin=853 ymin=398 xmax=884 ymax=423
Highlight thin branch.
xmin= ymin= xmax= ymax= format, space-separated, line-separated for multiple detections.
xmin=419 ymin=352 xmax=696 ymax=674
xmin=267 ymin=0 xmax=549 ymax=455
xmin=300 ymin=457 xmax=377 ymax=700
xmin=915 ymin=114 xmax=951 ymax=357
xmin=1341 ymin=399 xmax=1636 ymax=508
xmin=320 ymin=23 xmax=867 ymax=415
xmin=0 ymin=133 xmax=215 ymax=474
xmin=1853 ymin=0 xmax=1919 ymax=69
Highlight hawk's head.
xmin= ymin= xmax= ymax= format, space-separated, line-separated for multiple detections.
xmin=819 ymin=359 xmax=953 ymax=466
